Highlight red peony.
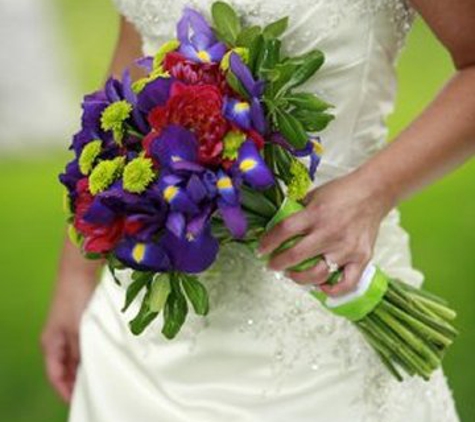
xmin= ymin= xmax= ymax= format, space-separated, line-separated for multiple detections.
xmin=148 ymin=82 xmax=229 ymax=165
xmin=73 ymin=179 xmax=124 ymax=254
xmin=163 ymin=52 xmax=230 ymax=95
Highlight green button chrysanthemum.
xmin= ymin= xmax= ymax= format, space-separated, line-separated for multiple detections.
xmin=222 ymin=131 xmax=246 ymax=160
xmin=100 ymin=100 xmax=132 ymax=144
xmin=123 ymin=157 xmax=156 ymax=193
xmin=287 ymin=159 xmax=311 ymax=201
xmin=79 ymin=140 xmax=102 ymax=175
xmin=153 ymin=39 xmax=180 ymax=69
xmin=89 ymin=157 xmax=125 ymax=195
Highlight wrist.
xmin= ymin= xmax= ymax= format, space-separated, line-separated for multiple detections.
xmin=351 ymin=164 xmax=398 ymax=218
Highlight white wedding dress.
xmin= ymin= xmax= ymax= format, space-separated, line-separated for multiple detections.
xmin=69 ymin=1 xmax=460 ymax=421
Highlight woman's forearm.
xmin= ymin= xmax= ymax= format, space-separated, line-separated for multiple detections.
xmin=55 ymin=236 xmax=103 ymax=289
xmin=355 ymin=65 xmax=475 ymax=209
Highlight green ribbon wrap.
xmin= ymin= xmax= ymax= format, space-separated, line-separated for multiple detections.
xmin=263 ymin=197 xmax=389 ymax=321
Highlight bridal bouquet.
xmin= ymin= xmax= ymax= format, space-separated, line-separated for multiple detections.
xmin=59 ymin=1 xmax=457 ymax=381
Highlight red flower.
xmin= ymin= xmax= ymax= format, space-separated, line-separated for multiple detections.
xmin=148 ymin=82 xmax=229 ymax=165
xmin=73 ymin=178 xmax=124 ymax=254
xmin=163 ymin=52 xmax=230 ymax=94
xmin=247 ymin=129 xmax=265 ymax=150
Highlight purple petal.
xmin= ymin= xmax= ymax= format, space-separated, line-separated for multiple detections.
xmin=162 ymin=225 xmax=218 ymax=273
xmin=216 ymin=170 xmax=239 ymax=205
xmin=186 ymin=204 xmax=213 ymax=238
xmin=83 ymin=196 xmax=117 ymax=225
xmin=122 ymin=69 xmax=149 ymax=134
xmin=202 ymin=170 xmax=218 ymax=198
xmin=115 ymin=238 xmax=171 ymax=272
xmin=166 ymin=212 xmax=186 ymax=238
xmin=207 ymin=42 xmax=227 ymax=62
xmin=105 ymin=77 xmax=123 ymax=103
xmin=158 ymin=175 xmax=199 ymax=215
xmin=186 ymin=174 xmax=207 ymax=203
xmin=229 ymin=53 xmax=256 ymax=97
xmin=150 ymin=125 xmax=198 ymax=168
xmin=179 ymin=43 xmax=200 ymax=62
xmin=218 ymin=200 xmax=247 ymax=239
xmin=224 ymin=98 xmax=251 ymax=130
xmin=177 ymin=7 xmax=215 ymax=46
xmin=59 ymin=159 xmax=82 ymax=199
xmin=235 ymin=141 xmax=274 ymax=189
xmin=135 ymin=56 xmax=154 ymax=72
xmin=136 ymin=77 xmax=173 ymax=114
xmin=250 ymin=98 xmax=266 ymax=134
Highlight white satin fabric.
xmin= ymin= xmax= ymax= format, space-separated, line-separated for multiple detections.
xmin=69 ymin=1 xmax=460 ymax=421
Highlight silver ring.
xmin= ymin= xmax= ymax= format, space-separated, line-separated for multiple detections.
xmin=323 ymin=256 xmax=339 ymax=273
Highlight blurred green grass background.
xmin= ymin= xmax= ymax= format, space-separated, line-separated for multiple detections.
xmin=0 ymin=1 xmax=473 ymax=421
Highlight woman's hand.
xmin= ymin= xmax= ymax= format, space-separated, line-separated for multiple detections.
xmin=41 ymin=273 xmax=97 ymax=403
xmin=41 ymin=237 xmax=102 ymax=403
xmin=257 ymin=169 xmax=395 ymax=296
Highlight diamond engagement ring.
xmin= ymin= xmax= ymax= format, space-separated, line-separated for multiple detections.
xmin=323 ymin=256 xmax=339 ymax=273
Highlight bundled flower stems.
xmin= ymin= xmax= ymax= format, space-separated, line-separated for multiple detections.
xmin=59 ymin=1 xmax=457 ymax=381
xmin=245 ymin=197 xmax=458 ymax=381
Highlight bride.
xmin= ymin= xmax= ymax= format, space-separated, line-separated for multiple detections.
xmin=42 ymin=0 xmax=474 ymax=421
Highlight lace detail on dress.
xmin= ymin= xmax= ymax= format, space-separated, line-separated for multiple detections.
xmin=112 ymin=0 xmax=415 ymax=56
xmin=169 ymin=243 xmax=457 ymax=421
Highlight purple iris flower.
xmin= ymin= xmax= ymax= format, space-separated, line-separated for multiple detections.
xmin=136 ymin=77 xmax=173 ymax=115
xmin=223 ymin=97 xmax=252 ymax=130
xmin=115 ymin=237 xmax=172 ymax=272
xmin=229 ymin=53 xmax=266 ymax=134
xmin=121 ymin=69 xmax=150 ymax=134
xmin=271 ymin=133 xmax=323 ymax=180
xmin=215 ymin=170 xmax=247 ymax=239
xmin=161 ymin=223 xmax=219 ymax=274
xmin=90 ymin=181 xmax=168 ymax=242
xmin=150 ymin=125 xmax=205 ymax=174
xmin=59 ymin=159 xmax=83 ymax=205
xmin=177 ymin=7 xmax=227 ymax=64
xmin=232 ymin=140 xmax=274 ymax=190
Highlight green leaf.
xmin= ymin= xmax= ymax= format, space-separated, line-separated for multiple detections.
xmin=248 ymin=34 xmax=265 ymax=74
xmin=291 ymin=110 xmax=335 ymax=132
xmin=274 ymin=144 xmax=294 ymax=183
xmin=107 ymin=264 xmax=122 ymax=286
xmin=236 ymin=25 xmax=261 ymax=47
xmin=122 ymin=271 xmax=153 ymax=312
xmin=149 ymin=274 xmax=171 ymax=313
xmin=278 ymin=50 xmax=324 ymax=93
xmin=212 ymin=1 xmax=241 ymax=45
xmin=258 ymin=39 xmax=281 ymax=77
xmin=275 ymin=109 xmax=308 ymax=148
xmin=263 ymin=17 xmax=289 ymax=39
xmin=161 ymin=278 xmax=188 ymax=339
xmin=263 ymin=63 xmax=297 ymax=98
xmin=181 ymin=275 xmax=210 ymax=316
xmin=240 ymin=184 xmax=278 ymax=218
xmin=107 ymin=254 xmax=126 ymax=270
xmin=129 ymin=290 xmax=158 ymax=335
xmin=285 ymin=93 xmax=332 ymax=112
xmin=226 ymin=71 xmax=249 ymax=99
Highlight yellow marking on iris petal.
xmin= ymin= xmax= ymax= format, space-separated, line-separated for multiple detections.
xmin=217 ymin=176 xmax=233 ymax=190
xmin=312 ymin=140 xmax=324 ymax=155
xmin=186 ymin=232 xmax=195 ymax=241
xmin=239 ymin=158 xmax=257 ymax=172
xmin=197 ymin=50 xmax=211 ymax=63
xmin=163 ymin=185 xmax=179 ymax=202
xmin=132 ymin=243 xmax=146 ymax=263
xmin=234 ymin=102 xmax=250 ymax=112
